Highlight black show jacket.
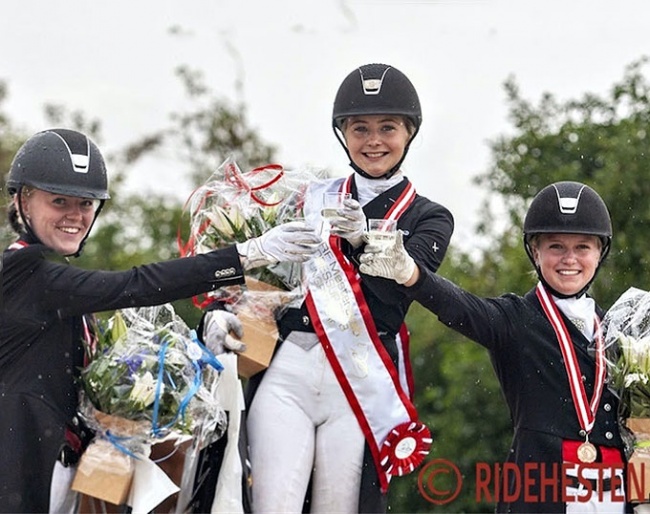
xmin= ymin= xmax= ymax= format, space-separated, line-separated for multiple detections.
xmin=408 ymin=270 xmax=627 ymax=513
xmin=0 ymin=241 xmax=243 ymax=513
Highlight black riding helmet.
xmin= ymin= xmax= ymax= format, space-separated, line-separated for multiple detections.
xmin=7 ymin=128 xmax=110 ymax=257
xmin=523 ymin=181 xmax=612 ymax=298
xmin=332 ymin=63 xmax=422 ymax=180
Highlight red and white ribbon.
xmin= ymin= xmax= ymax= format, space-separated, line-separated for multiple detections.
xmin=536 ymin=283 xmax=605 ymax=434
xmin=303 ymin=176 xmax=430 ymax=491
xmin=8 ymin=240 xmax=28 ymax=251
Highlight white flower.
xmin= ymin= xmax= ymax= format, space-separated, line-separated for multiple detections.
xmin=620 ymin=334 xmax=636 ymax=367
xmin=205 ymin=206 xmax=246 ymax=237
xmin=129 ymin=371 xmax=158 ymax=407
xmin=624 ymin=372 xmax=650 ymax=388
xmin=620 ymin=334 xmax=650 ymax=375
xmin=640 ymin=337 xmax=650 ymax=375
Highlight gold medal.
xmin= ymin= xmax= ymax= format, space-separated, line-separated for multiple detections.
xmin=577 ymin=441 xmax=597 ymax=463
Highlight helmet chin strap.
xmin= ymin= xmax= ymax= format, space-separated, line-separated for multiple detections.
xmin=71 ymin=201 xmax=104 ymax=258
xmin=16 ymin=187 xmax=41 ymax=246
xmin=348 ymin=156 xmax=404 ymax=180
xmin=334 ymin=126 xmax=418 ymax=180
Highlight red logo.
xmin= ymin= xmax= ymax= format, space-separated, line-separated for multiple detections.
xmin=418 ymin=458 xmax=463 ymax=505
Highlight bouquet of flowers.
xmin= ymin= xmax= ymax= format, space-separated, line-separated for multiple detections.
xmin=81 ymin=305 xmax=224 ymax=437
xmin=178 ymin=158 xmax=326 ymax=378
xmin=180 ymin=157 xmax=326 ymax=306
xmin=603 ymin=287 xmax=650 ymax=420
xmin=73 ymin=304 xmax=225 ymax=507
xmin=603 ymin=286 xmax=650 ymax=501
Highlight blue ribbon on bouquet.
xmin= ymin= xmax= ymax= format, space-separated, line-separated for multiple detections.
xmin=104 ymin=430 xmax=143 ymax=460
xmin=151 ymin=331 xmax=223 ymax=437
xmin=188 ymin=329 xmax=224 ymax=373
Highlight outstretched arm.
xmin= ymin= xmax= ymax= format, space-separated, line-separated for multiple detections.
xmin=360 ymin=233 xmax=513 ymax=349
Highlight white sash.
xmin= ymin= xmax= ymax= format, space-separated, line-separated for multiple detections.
xmin=303 ymin=176 xmax=430 ymax=492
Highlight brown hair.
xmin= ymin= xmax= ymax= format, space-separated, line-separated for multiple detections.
xmin=6 ymin=187 xmax=32 ymax=235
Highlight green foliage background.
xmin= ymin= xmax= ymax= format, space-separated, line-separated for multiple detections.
xmin=3 ymin=57 xmax=650 ymax=512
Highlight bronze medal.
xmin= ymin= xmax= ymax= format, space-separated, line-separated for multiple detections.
xmin=577 ymin=441 xmax=597 ymax=463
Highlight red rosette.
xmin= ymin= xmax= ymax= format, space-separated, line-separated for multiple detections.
xmin=379 ymin=421 xmax=432 ymax=476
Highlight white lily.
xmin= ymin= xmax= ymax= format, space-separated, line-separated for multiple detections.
xmin=204 ymin=206 xmax=246 ymax=238
xmin=129 ymin=370 xmax=158 ymax=407
xmin=620 ymin=334 xmax=634 ymax=367
xmin=640 ymin=336 xmax=650 ymax=375
xmin=624 ymin=372 xmax=649 ymax=388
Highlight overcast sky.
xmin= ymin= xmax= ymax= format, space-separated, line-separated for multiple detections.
xmin=1 ymin=0 xmax=648 ymax=248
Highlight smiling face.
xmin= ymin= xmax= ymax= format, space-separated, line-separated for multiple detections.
xmin=18 ymin=188 xmax=99 ymax=256
xmin=531 ymin=233 xmax=603 ymax=296
xmin=342 ymin=114 xmax=413 ymax=178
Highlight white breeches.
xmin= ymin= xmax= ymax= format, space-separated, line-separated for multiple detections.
xmin=49 ymin=461 xmax=78 ymax=514
xmin=247 ymin=334 xmax=365 ymax=513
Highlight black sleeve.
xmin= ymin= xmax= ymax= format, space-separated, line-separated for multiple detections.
xmin=408 ymin=268 xmax=516 ymax=351
xmin=26 ymin=245 xmax=245 ymax=318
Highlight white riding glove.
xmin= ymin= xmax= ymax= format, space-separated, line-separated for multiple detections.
xmin=328 ymin=198 xmax=366 ymax=248
xmin=359 ymin=231 xmax=416 ymax=284
xmin=236 ymin=221 xmax=322 ymax=270
xmin=202 ymin=310 xmax=246 ymax=354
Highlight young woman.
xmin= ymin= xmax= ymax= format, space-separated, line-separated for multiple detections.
xmin=0 ymin=128 xmax=320 ymax=513
xmin=241 ymin=63 xmax=455 ymax=513
xmin=360 ymin=181 xmax=630 ymax=513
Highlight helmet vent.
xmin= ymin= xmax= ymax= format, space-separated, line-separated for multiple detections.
xmin=71 ymin=154 xmax=89 ymax=173
xmin=362 ymin=79 xmax=382 ymax=95
xmin=559 ymin=197 xmax=578 ymax=214
xmin=360 ymin=65 xmax=391 ymax=96
xmin=52 ymin=129 xmax=91 ymax=174
xmin=555 ymin=184 xmax=584 ymax=214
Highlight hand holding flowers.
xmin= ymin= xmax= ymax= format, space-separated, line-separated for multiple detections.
xmin=181 ymin=157 xmax=326 ymax=293
xmin=179 ymin=158 xmax=326 ymax=378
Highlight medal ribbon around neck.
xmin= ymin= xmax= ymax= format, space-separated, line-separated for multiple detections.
xmin=8 ymin=240 xmax=28 ymax=251
xmin=536 ymin=282 xmax=606 ymax=435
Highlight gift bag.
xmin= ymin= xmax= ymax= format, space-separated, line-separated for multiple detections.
xmin=72 ymin=412 xmax=145 ymax=505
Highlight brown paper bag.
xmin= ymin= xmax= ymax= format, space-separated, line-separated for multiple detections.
xmin=234 ymin=277 xmax=285 ymax=378
xmin=72 ymin=439 xmax=134 ymax=505
xmin=626 ymin=418 xmax=650 ymax=502
xmin=77 ymin=438 xmax=193 ymax=512
xmin=72 ymin=411 xmax=147 ymax=505
xmin=627 ymin=418 xmax=650 ymax=436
